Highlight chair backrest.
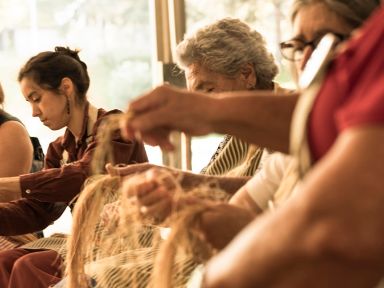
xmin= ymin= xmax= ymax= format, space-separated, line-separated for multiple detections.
xmin=30 ymin=136 xmax=45 ymax=172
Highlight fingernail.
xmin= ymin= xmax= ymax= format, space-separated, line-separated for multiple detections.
xmin=140 ymin=206 xmax=148 ymax=214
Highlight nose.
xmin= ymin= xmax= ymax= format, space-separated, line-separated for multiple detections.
xmin=298 ymin=45 xmax=314 ymax=73
xmin=31 ymin=104 xmax=41 ymax=117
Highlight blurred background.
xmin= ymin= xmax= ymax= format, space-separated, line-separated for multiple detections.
xmin=0 ymin=0 xmax=293 ymax=233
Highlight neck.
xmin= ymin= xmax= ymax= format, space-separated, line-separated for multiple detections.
xmin=67 ymin=102 xmax=87 ymax=140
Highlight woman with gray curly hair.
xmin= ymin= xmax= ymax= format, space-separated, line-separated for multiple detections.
xmin=109 ymin=18 xmax=281 ymax=181
xmin=176 ymin=18 xmax=280 ymax=178
xmin=176 ymin=18 xmax=278 ymax=91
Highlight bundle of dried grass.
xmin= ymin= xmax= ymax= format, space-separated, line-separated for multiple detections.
xmin=65 ymin=114 xmax=229 ymax=288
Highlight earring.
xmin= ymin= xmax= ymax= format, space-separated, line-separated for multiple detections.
xmin=66 ymin=96 xmax=70 ymax=114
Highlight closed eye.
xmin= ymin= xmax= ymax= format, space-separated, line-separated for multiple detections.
xmin=31 ymin=96 xmax=41 ymax=103
xmin=26 ymin=91 xmax=41 ymax=103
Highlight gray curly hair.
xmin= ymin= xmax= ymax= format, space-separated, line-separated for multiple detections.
xmin=290 ymin=0 xmax=381 ymax=28
xmin=175 ymin=18 xmax=278 ymax=90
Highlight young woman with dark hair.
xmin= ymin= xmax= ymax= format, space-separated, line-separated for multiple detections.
xmin=0 ymin=47 xmax=148 ymax=288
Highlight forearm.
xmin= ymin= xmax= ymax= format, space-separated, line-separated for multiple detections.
xmin=210 ymin=93 xmax=298 ymax=153
xmin=20 ymin=166 xmax=87 ymax=202
xmin=0 ymin=177 xmax=21 ymax=202
xmin=0 ymin=199 xmax=67 ymax=235
xmin=199 ymin=204 xmax=255 ymax=250
xmin=126 ymin=86 xmax=297 ymax=153
xmin=203 ymin=202 xmax=307 ymax=288
xmin=204 ymin=202 xmax=383 ymax=288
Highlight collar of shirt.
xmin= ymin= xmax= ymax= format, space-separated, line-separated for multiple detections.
xmin=61 ymin=101 xmax=90 ymax=151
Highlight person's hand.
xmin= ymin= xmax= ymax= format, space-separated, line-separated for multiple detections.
xmin=122 ymin=168 xmax=177 ymax=222
xmin=120 ymin=84 xmax=215 ymax=151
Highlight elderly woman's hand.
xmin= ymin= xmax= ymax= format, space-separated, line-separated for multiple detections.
xmin=122 ymin=168 xmax=178 ymax=223
xmin=120 ymin=84 xmax=216 ymax=151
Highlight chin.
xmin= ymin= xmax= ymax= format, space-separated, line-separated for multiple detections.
xmin=46 ymin=123 xmax=65 ymax=131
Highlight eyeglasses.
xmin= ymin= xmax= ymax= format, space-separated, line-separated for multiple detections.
xmin=279 ymin=33 xmax=348 ymax=62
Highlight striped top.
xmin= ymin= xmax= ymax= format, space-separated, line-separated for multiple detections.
xmin=200 ymin=84 xmax=286 ymax=177
xmin=200 ymin=135 xmax=265 ymax=177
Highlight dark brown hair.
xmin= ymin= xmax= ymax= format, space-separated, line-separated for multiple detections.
xmin=18 ymin=47 xmax=90 ymax=102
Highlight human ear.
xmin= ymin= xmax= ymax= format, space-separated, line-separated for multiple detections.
xmin=59 ymin=77 xmax=74 ymax=96
xmin=240 ymin=63 xmax=257 ymax=89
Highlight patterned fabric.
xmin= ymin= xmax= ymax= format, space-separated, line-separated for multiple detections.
xmin=85 ymin=249 xmax=197 ymax=288
xmin=0 ymin=235 xmax=38 ymax=252
xmin=21 ymin=234 xmax=68 ymax=259
xmin=200 ymin=83 xmax=286 ymax=178
xmin=200 ymin=135 xmax=264 ymax=177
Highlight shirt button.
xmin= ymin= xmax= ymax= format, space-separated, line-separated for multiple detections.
xmin=25 ymin=189 xmax=31 ymax=194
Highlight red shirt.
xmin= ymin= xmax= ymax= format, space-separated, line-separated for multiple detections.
xmin=308 ymin=6 xmax=384 ymax=161
xmin=0 ymin=102 xmax=147 ymax=235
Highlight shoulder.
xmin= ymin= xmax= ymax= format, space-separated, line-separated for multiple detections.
xmin=0 ymin=109 xmax=21 ymax=125
xmin=0 ymin=120 xmax=29 ymax=139
xmin=46 ymin=135 xmax=65 ymax=156
xmin=0 ymin=120 xmax=33 ymax=162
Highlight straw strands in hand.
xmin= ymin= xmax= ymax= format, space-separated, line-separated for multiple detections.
xmin=66 ymin=112 xmax=229 ymax=288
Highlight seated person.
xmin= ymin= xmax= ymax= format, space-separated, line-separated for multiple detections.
xmin=0 ymin=47 xmax=147 ymax=288
xmin=0 ymin=82 xmax=33 ymax=177
xmin=0 ymin=81 xmax=35 ymax=251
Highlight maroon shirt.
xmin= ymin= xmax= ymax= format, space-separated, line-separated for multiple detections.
xmin=0 ymin=102 xmax=147 ymax=235
xmin=308 ymin=6 xmax=384 ymax=161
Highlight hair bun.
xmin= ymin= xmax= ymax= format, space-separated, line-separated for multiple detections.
xmin=55 ymin=46 xmax=79 ymax=59
xmin=55 ymin=46 xmax=87 ymax=70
